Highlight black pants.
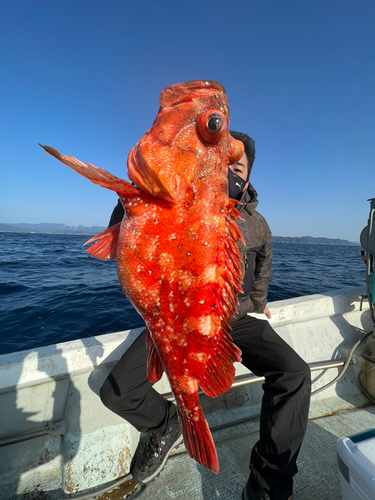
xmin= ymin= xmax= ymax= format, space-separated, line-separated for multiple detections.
xmin=100 ymin=315 xmax=311 ymax=492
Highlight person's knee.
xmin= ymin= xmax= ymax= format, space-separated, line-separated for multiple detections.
xmin=301 ymin=360 xmax=311 ymax=383
xmin=100 ymin=374 xmax=123 ymax=410
xmin=296 ymin=360 xmax=311 ymax=393
xmin=100 ymin=373 xmax=148 ymax=415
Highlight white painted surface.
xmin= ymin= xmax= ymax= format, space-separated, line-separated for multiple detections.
xmin=0 ymin=287 xmax=373 ymax=498
xmin=337 ymin=435 xmax=375 ymax=500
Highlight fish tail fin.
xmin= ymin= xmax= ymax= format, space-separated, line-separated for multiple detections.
xmin=178 ymin=406 xmax=219 ymax=474
xmin=38 ymin=144 xmax=139 ymax=197
xmin=84 ymin=222 xmax=121 ymax=260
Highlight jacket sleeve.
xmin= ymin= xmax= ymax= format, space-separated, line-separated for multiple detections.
xmin=108 ymin=199 xmax=125 ymax=228
xmin=249 ymin=230 xmax=272 ymax=313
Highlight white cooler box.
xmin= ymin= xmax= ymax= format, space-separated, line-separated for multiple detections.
xmin=337 ymin=430 xmax=375 ymax=500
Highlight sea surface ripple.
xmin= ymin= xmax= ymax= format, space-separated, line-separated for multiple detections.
xmin=0 ymin=233 xmax=365 ymax=356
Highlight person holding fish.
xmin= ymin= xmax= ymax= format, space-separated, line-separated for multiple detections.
xmin=102 ymin=131 xmax=310 ymax=499
xmin=41 ymin=80 xmax=311 ymax=500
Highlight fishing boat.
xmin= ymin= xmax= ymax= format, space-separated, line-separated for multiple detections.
xmin=1 ymin=201 xmax=374 ymax=500
xmin=0 ymin=286 xmax=374 ymax=500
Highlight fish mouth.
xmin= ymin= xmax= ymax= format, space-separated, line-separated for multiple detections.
xmin=160 ymin=80 xmax=227 ymax=109
xmin=127 ymin=141 xmax=191 ymax=204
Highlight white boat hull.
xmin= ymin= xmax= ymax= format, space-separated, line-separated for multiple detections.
xmin=0 ymin=287 xmax=374 ymax=499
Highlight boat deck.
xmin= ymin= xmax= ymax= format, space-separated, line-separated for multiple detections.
xmin=2 ymin=289 xmax=374 ymax=499
xmin=133 ymin=405 xmax=375 ymax=500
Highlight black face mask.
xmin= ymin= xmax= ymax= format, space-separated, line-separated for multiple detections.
xmin=227 ymin=169 xmax=246 ymax=200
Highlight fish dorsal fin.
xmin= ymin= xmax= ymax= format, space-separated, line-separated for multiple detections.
xmin=146 ymin=330 xmax=164 ymax=383
xmin=84 ymin=223 xmax=121 ymax=260
xmin=194 ymin=199 xmax=244 ymax=399
xmin=39 ymin=144 xmax=139 ymax=197
xmin=196 ymin=329 xmax=242 ymax=398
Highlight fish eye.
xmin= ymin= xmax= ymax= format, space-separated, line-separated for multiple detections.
xmin=197 ymin=110 xmax=227 ymax=144
xmin=207 ymin=116 xmax=221 ymax=132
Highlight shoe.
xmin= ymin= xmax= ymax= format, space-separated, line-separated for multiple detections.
xmin=242 ymin=479 xmax=271 ymax=500
xmin=131 ymin=415 xmax=183 ymax=485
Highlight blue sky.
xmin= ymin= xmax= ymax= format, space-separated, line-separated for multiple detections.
xmin=1 ymin=1 xmax=374 ymax=242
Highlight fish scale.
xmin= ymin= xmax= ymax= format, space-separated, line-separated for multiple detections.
xmin=39 ymin=79 xmax=245 ymax=474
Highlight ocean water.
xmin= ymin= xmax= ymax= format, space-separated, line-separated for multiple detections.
xmin=0 ymin=232 xmax=365 ymax=356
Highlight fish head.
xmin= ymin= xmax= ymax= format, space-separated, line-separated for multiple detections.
xmin=127 ymin=80 xmax=244 ymax=203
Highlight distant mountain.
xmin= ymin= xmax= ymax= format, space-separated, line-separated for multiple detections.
xmin=0 ymin=224 xmax=359 ymax=244
xmin=0 ymin=223 xmax=35 ymax=233
xmin=272 ymin=236 xmax=359 ymax=246
xmin=0 ymin=223 xmax=106 ymax=235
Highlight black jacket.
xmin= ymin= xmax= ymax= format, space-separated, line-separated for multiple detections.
xmin=108 ymin=184 xmax=272 ymax=320
xmin=232 ymin=183 xmax=272 ymax=321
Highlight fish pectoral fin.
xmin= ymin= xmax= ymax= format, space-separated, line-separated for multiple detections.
xmin=178 ymin=406 xmax=219 ymax=474
xmin=146 ymin=335 xmax=164 ymax=383
xmin=39 ymin=144 xmax=139 ymax=197
xmin=197 ymin=330 xmax=242 ymax=398
xmin=84 ymin=223 xmax=120 ymax=260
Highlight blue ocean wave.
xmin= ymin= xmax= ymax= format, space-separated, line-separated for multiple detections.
xmin=0 ymin=283 xmax=29 ymax=294
xmin=0 ymin=232 xmax=365 ymax=356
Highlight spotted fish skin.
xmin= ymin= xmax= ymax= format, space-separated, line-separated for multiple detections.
xmin=39 ymin=80 xmax=245 ymax=474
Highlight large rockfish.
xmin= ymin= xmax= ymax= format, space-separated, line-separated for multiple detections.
xmin=40 ymin=80 xmax=245 ymax=473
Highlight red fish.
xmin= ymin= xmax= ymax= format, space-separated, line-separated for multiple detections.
xmin=39 ymin=80 xmax=245 ymax=474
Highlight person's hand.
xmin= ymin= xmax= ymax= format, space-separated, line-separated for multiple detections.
xmin=263 ymin=307 xmax=271 ymax=319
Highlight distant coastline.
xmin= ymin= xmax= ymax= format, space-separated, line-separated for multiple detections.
xmin=272 ymin=236 xmax=359 ymax=246
xmin=0 ymin=222 xmax=106 ymax=235
xmin=0 ymin=223 xmax=360 ymax=245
